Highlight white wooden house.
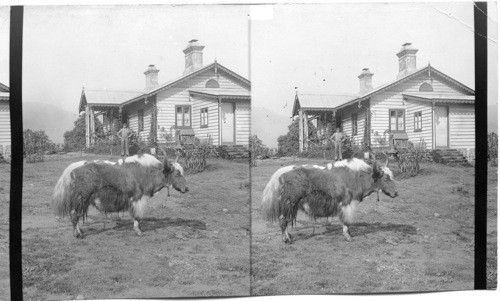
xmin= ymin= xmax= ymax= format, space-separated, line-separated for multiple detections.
xmin=293 ymin=43 xmax=475 ymax=155
xmin=79 ymin=39 xmax=251 ymax=148
xmin=0 ymin=82 xmax=10 ymax=158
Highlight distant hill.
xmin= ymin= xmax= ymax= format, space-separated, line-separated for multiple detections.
xmin=23 ymin=102 xmax=78 ymax=143
xmin=252 ymin=107 xmax=291 ymax=148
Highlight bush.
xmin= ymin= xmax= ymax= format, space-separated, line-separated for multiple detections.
xmin=23 ymin=129 xmax=54 ymax=163
xmin=176 ymin=144 xmax=218 ymax=173
xmin=396 ymin=140 xmax=428 ymax=177
xmin=277 ymin=118 xmax=317 ymax=156
xmin=250 ymin=135 xmax=271 ymax=165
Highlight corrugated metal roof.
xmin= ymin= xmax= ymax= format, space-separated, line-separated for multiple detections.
xmin=84 ymin=89 xmax=143 ymax=105
xmin=297 ymin=93 xmax=355 ymax=109
xmin=189 ymin=88 xmax=250 ymax=98
xmin=402 ymin=92 xmax=475 ymax=101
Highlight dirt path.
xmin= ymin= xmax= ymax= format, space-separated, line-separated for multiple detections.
xmin=251 ymin=159 xmax=478 ymax=294
xmin=20 ymin=155 xmax=250 ymax=300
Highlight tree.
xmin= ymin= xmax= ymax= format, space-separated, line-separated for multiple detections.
xmin=277 ymin=118 xmax=316 ymax=156
xmin=23 ymin=129 xmax=55 ymax=162
xmin=63 ymin=112 xmax=105 ymax=151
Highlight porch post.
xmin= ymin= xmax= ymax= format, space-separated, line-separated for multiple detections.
xmin=303 ymin=110 xmax=309 ymax=150
xmin=299 ymin=109 xmax=303 ymax=153
xmin=85 ymin=105 xmax=90 ymax=148
xmin=89 ymin=106 xmax=95 ymax=145
xmin=218 ymin=96 xmax=222 ymax=146
xmin=431 ymin=101 xmax=435 ymax=149
xmin=152 ymin=96 xmax=157 ymax=145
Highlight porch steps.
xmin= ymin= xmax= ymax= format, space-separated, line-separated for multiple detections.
xmin=432 ymin=149 xmax=469 ymax=164
xmin=219 ymin=145 xmax=250 ymax=159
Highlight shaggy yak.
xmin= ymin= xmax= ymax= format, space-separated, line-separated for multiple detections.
xmin=260 ymin=158 xmax=398 ymax=244
xmin=52 ymin=153 xmax=188 ymax=238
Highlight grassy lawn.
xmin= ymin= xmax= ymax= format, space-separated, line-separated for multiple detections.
xmin=251 ymin=158 xmax=483 ymax=294
xmin=19 ymin=153 xmax=250 ymax=300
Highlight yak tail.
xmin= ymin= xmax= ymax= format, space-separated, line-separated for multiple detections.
xmin=52 ymin=161 xmax=86 ymax=217
xmin=260 ymin=165 xmax=295 ymax=222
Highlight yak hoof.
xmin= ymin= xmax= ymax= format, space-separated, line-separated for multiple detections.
xmin=282 ymin=234 xmax=293 ymax=244
xmin=74 ymin=231 xmax=84 ymax=239
xmin=134 ymin=228 xmax=143 ymax=236
xmin=343 ymin=234 xmax=353 ymax=242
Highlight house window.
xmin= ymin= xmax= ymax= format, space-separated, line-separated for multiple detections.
xmin=176 ymin=105 xmax=191 ymax=128
xmin=389 ymin=109 xmax=405 ymax=132
xmin=138 ymin=109 xmax=144 ymax=132
xmin=206 ymin=79 xmax=220 ymax=88
xmin=414 ymin=111 xmax=422 ymax=132
xmin=200 ymin=107 xmax=208 ymax=128
xmin=351 ymin=113 xmax=358 ymax=136
xmin=419 ymin=82 xmax=433 ymax=92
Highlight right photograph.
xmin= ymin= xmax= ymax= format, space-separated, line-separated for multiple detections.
xmin=250 ymin=2 xmax=495 ymax=294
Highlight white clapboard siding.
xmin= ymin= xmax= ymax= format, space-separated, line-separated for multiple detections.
xmin=236 ymin=101 xmax=250 ymax=145
xmin=156 ymin=69 xmax=249 ymax=145
xmin=126 ymin=102 xmax=153 ymax=142
xmin=370 ymin=73 xmax=472 ymax=149
xmin=405 ymin=100 xmax=433 ymax=148
xmin=0 ymin=102 xmax=11 ymax=147
xmin=449 ymin=105 xmax=475 ymax=149
xmin=191 ymin=96 xmax=219 ymax=144
xmin=339 ymin=104 xmax=365 ymax=145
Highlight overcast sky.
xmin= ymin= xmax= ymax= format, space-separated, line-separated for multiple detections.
xmin=0 ymin=5 xmax=249 ymax=142
xmin=0 ymin=3 xmax=498 ymax=145
xmin=251 ymin=2 xmax=498 ymax=147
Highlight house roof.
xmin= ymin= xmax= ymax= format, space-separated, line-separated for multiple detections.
xmin=402 ymin=92 xmax=475 ymax=104
xmin=0 ymin=83 xmax=8 ymax=92
xmin=120 ymin=61 xmax=250 ymax=107
xmin=332 ymin=64 xmax=475 ymax=111
xmin=79 ymin=89 xmax=143 ymax=112
xmin=0 ymin=83 xmax=8 ymax=101
xmin=292 ymin=93 xmax=356 ymax=116
xmin=189 ymin=88 xmax=251 ymax=100
xmin=78 ymin=61 xmax=250 ymax=112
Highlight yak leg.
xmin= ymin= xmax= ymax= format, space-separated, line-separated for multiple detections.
xmin=130 ymin=196 xmax=150 ymax=236
xmin=70 ymin=210 xmax=84 ymax=239
xmin=339 ymin=200 xmax=359 ymax=242
xmin=279 ymin=215 xmax=293 ymax=244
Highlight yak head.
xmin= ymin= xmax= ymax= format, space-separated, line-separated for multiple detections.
xmin=162 ymin=155 xmax=188 ymax=194
xmin=372 ymin=160 xmax=398 ymax=198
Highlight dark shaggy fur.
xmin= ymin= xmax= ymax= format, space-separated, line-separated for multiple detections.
xmin=264 ymin=161 xmax=398 ymax=243
xmin=53 ymin=157 xmax=188 ymax=238
xmin=68 ymin=162 xmax=165 ymax=222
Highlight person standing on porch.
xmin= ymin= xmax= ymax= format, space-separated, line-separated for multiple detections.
xmin=330 ymin=127 xmax=346 ymax=161
xmin=117 ymin=123 xmax=132 ymax=157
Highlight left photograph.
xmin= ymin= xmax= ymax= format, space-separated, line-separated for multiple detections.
xmin=21 ymin=5 xmax=250 ymax=299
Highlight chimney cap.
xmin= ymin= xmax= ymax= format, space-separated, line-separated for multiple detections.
xmin=397 ymin=42 xmax=418 ymax=58
xmin=358 ymin=68 xmax=373 ymax=78
xmin=144 ymin=64 xmax=159 ymax=75
xmin=189 ymin=39 xmax=198 ymax=43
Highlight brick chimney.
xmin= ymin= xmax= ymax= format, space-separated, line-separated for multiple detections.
xmin=396 ymin=43 xmax=418 ymax=78
xmin=144 ymin=64 xmax=159 ymax=90
xmin=183 ymin=39 xmax=205 ymax=75
xmin=358 ymin=68 xmax=374 ymax=94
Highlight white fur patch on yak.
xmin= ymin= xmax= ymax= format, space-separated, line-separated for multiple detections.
xmin=132 ymin=195 xmax=150 ymax=219
xmin=172 ymin=162 xmax=184 ymax=175
xmin=341 ymin=200 xmax=359 ymax=224
xmin=333 ymin=158 xmax=371 ymax=172
xmin=381 ymin=166 xmax=394 ymax=180
xmin=123 ymin=154 xmax=162 ymax=169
